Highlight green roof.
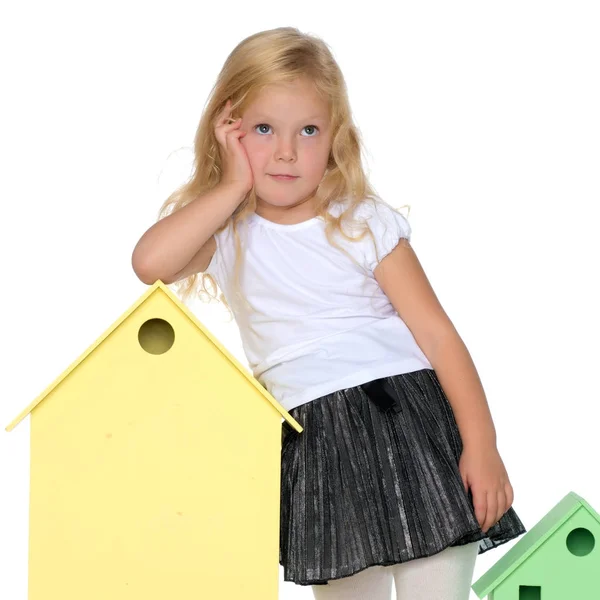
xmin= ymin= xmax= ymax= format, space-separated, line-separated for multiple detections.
xmin=472 ymin=491 xmax=600 ymax=598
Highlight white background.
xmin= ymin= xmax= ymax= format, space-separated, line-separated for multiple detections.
xmin=1 ymin=1 xmax=598 ymax=598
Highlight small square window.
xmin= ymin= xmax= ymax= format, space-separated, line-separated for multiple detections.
xmin=519 ymin=585 xmax=541 ymax=600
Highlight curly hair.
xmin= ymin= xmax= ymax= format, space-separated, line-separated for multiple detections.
xmin=155 ymin=26 xmax=410 ymax=318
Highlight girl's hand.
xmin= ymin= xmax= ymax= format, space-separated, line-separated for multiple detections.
xmin=214 ymin=99 xmax=254 ymax=195
xmin=458 ymin=443 xmax=514 ymax=533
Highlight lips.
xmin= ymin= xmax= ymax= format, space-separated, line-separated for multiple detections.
xmin=269 ymin=174 xmax=299 ymax=181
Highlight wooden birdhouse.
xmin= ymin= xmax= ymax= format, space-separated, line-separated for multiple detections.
xmin=5 ymin=279 xmax=303 ymax=600
xmin=472 ymin=491 xmax=600 ymax=599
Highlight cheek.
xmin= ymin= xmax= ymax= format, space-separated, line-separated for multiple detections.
xmin=241 ymin=138 xmax=267 ymax=165
xmin=304 ymin=145 xmax=330 ymax=172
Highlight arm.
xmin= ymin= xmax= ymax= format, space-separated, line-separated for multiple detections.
xmin=131 ymin=182 xmax=247 ymax=285
xmin=375 ymin=240 xmax=515 ymax=533
xmin=373 ymin=240 xmax=497 ymax=451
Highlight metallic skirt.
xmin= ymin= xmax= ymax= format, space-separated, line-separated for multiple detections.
xmin=279 ymin=368 xmax=526 ymax=586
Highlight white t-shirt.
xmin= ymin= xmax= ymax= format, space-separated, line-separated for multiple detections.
xmin=205 ymin=196 xmax=432 ymax=411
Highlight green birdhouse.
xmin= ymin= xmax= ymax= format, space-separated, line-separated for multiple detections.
xmin=472 ymin=491 xmax=599 ymax=599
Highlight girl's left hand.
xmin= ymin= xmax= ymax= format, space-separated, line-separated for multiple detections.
xmin=458 ymin=443 xmax=514 ymax=533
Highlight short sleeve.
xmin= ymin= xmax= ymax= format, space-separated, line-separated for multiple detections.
xmin=360 ymin=199 xmax=412 ymax=272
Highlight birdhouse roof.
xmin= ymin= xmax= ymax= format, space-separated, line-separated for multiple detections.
xmin=5 ymin=280 xmax=303 ymax=434
xmin=472 ymin=491 xmax=600 ymax=598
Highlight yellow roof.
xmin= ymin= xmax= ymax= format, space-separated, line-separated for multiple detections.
xmin=5 ymin=279 xmax=303 ymax=434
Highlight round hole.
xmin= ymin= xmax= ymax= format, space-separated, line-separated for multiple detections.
xmin=138 ymin=318 xmax=175 ymax=355
xmin=566 ymin=527 xmax=595 ymax=556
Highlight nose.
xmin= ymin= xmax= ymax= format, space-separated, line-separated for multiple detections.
xmin=274 ymin=135 xmax=297 ymax=162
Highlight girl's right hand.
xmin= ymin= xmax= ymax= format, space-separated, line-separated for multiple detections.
xmin=214 ymin=99 xmax=254 ymax=196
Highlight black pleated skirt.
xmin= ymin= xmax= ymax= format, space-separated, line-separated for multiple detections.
xmin=279 ymin=368 xmax=526 ymax=587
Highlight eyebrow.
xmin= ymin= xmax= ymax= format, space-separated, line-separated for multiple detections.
xmin=249 ymin=114 xmax=327 ymax=122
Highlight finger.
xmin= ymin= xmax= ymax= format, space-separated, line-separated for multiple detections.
xmin=218 ymin=121 xmax=243 ymax=143
xmin=505 ymin=481 xmax=514 ymax=509
xmin=226 ymin=129 xmax=247 ymax=145
xmin=473 ymin=489 xmax=487 ymax=530
xmin=216 ymin=119 xmax=243 ymax=149
xmin=496 ymin=488 xmax=507 ymax=526
xmin=225 ymin=127 xmax=247 ymax=149
xmin=214 ymin=99 xmax=233 ymax=125
xmin=218 ymin=118 xmax=242 ymax=131
xmin=218 ymin=129 xmax=247 ymax=160
xmin=225 ymin=122 xmax=245 ymax=137
xmin=220 ymin=98 xmax=232 ymax=115
xmin=484 ymin=490 xmax=497 ymax=533
xmin=459 ymin=468 xmax=468 ymax=493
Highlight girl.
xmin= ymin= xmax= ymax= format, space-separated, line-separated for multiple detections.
xmin=132 ymin=27 xmax=526 ymax=600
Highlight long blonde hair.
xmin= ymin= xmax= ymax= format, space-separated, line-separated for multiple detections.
xmin=157 ymin=27 xmax=409 ymax=317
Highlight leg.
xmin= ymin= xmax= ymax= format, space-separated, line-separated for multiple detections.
xmin=392 ymin=542 xmax=479 ymax=600
xmin=312 ymin=565 xmax=393 ymax=600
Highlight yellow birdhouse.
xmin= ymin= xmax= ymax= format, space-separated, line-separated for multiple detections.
xmin=5 ymin=279 xmax=303 ymax=600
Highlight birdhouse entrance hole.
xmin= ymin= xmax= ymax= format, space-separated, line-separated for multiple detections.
xmin=138 ymin=318 xmax=175 ymax=354
xmin=518 ymin=586 xmax=541 ymax=600
xmin=566 ymin=527 xmax=595 ymax=556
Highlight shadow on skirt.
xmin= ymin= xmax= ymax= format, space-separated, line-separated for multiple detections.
xmin=279 ymin=368 xmax=526 ymax=587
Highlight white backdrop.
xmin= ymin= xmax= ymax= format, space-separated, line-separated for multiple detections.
xmin=1 ymin=1 xmax=598 ymax=598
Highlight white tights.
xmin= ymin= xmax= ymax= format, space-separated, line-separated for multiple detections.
xmin=311 ymin=542 xmax=480 ymax=600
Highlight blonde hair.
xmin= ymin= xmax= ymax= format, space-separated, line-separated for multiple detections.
xmin=156 ymin=26 xmax=410 ymax=317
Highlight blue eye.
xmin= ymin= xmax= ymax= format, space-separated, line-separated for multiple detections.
xmin=254 ymin=124 xmax=319 ymax=136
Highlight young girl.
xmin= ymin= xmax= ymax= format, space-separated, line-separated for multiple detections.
xmin=132 ymin=27 xmax=526 ymax=600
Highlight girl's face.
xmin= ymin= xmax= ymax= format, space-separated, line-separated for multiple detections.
xmin=239 ymin=78 xmax=332 ymax=214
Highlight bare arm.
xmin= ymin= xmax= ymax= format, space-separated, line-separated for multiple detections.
xmin=373 ymin=241 xmax=497 ymax=450
xmin=131 ymin=182 xmax=247 ymax=285
xmin=375 ymin=242 xmax=516 ymax=534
